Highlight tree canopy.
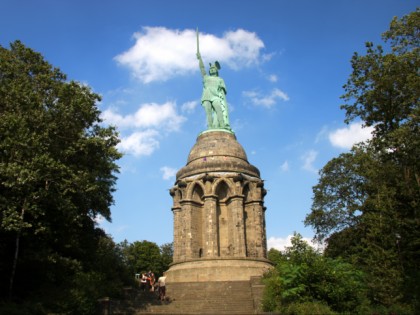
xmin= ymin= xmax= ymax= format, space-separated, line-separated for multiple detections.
xmin=118 ymin=240 xmax=173 ymax=278
xmin=263 ymin=233 xmax=369 ymax=314
xmin=0 ymin=41 xmax=125 ymax=313
xmin=305 ymin=9 xmax=419 ymax=312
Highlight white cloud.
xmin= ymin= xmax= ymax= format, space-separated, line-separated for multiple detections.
xmin=329 ymin=122 xmax=374 ymax=149
xmin=118 ymin=130 xmax=160 ymax=157
xmin=301 ymin=150 xmax=318 ymax=173
xmin=181 ymin=100 xmax=198 ymax=113
xmin=315 ymin=125 xmax=329 ymax=144
xmin=272 ymin=89 xmax=290 ymax=101
xmin=102 ymin=101 xmax=185 ymax=131
xmin=101 ymin=101 xmax=187 ymax=157
xmin=262 ymin=52 xmax=275 ymax=62
xmin=222 ymin=29 xmax=265 ymax=69
xmin=94 ymin=214 xmax=106 ymax=225
xmin=160 ymin=166 xmax=177 ymax=180
xmin=267 ymin=235 xmax=317 ymax=251
xmin=280 ymin=160 xmax=289 ymax=172
xmin=267 ymin=74 xmax=278 ymax=82
xmin=115 ymin=27 xmax=266 ymax=83
xmin=243 ymin=88 xmax=289 ymax=108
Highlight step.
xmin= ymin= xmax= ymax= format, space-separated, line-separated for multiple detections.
xmin=106 ymin=279 xmax=266 ymax=314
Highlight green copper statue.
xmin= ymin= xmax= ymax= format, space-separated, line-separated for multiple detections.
xmin=196 ymin=29 xmax=231 ymax=131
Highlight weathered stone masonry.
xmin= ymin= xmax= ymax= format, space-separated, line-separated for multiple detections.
xmin=166 ymin=131 xmax=272 ymax=282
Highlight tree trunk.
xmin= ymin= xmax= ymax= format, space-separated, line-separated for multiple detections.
xmin=9 ymin=204 xmax=25 ymax=300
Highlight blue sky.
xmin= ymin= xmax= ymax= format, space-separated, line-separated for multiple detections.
xmin=2 ymin=0 xmax=417 ymax=250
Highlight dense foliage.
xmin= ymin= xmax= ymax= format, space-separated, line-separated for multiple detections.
xmin=262 ymin=9 xmax=418 ymax=315
xmin=262 ymin=234 xmax=369 ymax=314
xmin=0 ymin=40 xmax=126 ymax=314
xmin=118 ymin=240 xmax=173 ymax=278
xmin=304 ymin=9 xmax=419 ymax=313
xmin=0 ymin=41 xmax=173 ymax=314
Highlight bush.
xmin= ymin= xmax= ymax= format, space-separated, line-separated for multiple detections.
xmin=0 ymin=301 xmax=45 ymax=315
xmin=261 ymin=270 xmax=281 ymax=312
xmin=281 ymin=301 xmax=336 ymax=315
xmin=368 ymin=303 xmax=415 ymax=315
xmin=262 ymin=233 xmax=370 ymax=313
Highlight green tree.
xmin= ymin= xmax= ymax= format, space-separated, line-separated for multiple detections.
xmin=267 ymin=248 xmax=283 ymax=266
xmin=305 ymin=9 xmax=419 ymax=312
xmin=262 ymin=233 xmax=368 ymax=314
xmin=53 ymin=232 xmax=133 ymax=315
xmin=119 ymin=241 xmax=173 ymax=279
xmin=122 ymin=240 xmax=163 ymax=276
xmin=0 ymin=40 xmax=123 ymax=312
xmin=159 ymin=242 xmax=173 ymax=275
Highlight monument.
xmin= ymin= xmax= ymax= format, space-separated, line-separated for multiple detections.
xmin=165 ymin=30 xmax=272 ymax=283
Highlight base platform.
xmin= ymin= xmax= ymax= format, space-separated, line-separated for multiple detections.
xmin=166 ymin=258 xmax=273 ymax=282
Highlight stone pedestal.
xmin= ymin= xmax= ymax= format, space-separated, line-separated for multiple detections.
xmin=166 ymin=130 xmax=272 ymax=282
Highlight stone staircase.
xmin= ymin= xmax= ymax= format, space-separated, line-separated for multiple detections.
xmin=106 ymin=278 xmax=268 ymax=314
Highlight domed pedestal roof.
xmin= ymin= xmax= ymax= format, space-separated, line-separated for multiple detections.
xmin=176 ymin=130 xmax=260 ymax=180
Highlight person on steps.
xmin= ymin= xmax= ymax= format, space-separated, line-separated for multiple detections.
xmin=157 ymin=272 xmax=167 ymax=301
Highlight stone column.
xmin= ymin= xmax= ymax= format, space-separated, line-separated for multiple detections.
xmin=180 ymin=201 xmax=193 ymax=259
xmin=172 ymin=207 xmax=182 ymax=262
xmin=203 ymin=194 xmax=218 ymax=257
xmin=229 ymin=195 xmax=246 ymax=257
xmin=262 ymin=206 xmax=268 ymax=257
xmin=251 ymin=202 xmax=264 ymax=258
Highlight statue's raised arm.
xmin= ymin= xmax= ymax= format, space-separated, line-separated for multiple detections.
xmin=196 ymin=28 xmax=231 ymax=132
xmin=196 ymin=29 xmax=206 ymax=77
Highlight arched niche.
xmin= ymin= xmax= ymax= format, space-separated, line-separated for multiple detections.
xmin=214 ymin=180 xmax=232 ymax=256
xmin=185 ymin=181 xmax=205 ymax=201
xmin=243 ymin=183 xmax=251 ymax=202
xmin=175 ymin=189 xmax=182 ymax=202
xmin=214 ymin=179 xmax=232 ymax=200
xmin=191 ymin=183 xmax=204 ymax=203
xmin=189 ymin=182 xmax=205 ymax=258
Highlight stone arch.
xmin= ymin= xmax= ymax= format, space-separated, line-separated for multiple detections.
xmin=212 ymin=178 xmax=233 ymax=199
xmin=188 ymin=182 xmax=205 ymax=259
xmin=185 ymin=180 xmax=205 ymax=201
xmin=243 ymin=183 xmax=251 ymax=202
xmin=191 ymin=183 xmax=204 ymax=203
xmin=213 ymin=179 xmax=233 ymax=256
xmin=175 ymin=189 xmax=182 ymax=202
